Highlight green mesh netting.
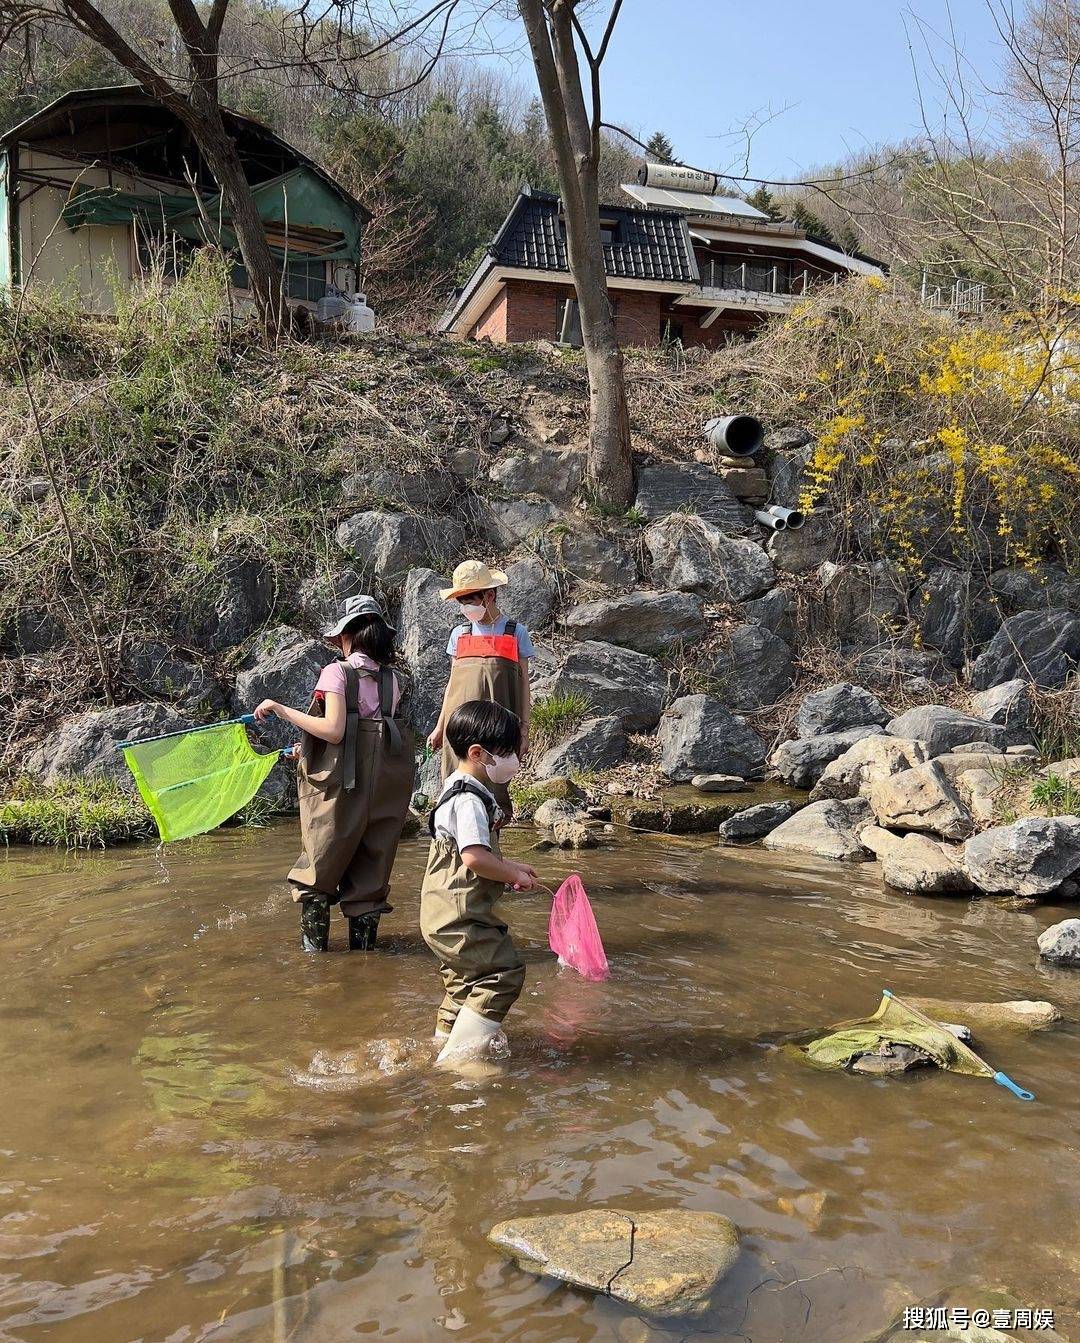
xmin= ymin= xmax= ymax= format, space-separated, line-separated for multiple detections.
xmin=123 ymin=723 xmax=279 ymax=843
xmin=799 ymin=992 xmax=994 ymax=1076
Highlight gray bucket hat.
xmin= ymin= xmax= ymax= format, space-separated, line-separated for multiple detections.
xmin=323 ymin=594 xmax=394 ymax=638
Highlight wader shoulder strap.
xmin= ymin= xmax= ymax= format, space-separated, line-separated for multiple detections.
xmin=340 ymin=661 xmax=361 ymax=792
xmin=503 ymin=619 xmax=518 ymax=636
xmin=378 ymin=665 xmax=403 ymax=755
xmin=427 ymin=779 xmax=497 ymax=838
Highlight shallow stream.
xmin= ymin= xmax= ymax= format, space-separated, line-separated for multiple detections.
xmin=0 ymin=826 xmax=1077 ymax=1341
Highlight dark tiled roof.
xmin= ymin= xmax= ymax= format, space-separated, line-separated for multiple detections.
xmin=490 ymin=189 xmax=698 ymax=284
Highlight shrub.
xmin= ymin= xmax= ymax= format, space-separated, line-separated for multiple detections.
xmin=529 ymin=691 xmax=591 ymax=753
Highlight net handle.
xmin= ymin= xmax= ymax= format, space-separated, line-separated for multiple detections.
xmin=115 ymin=714 xmax=257 ymax=751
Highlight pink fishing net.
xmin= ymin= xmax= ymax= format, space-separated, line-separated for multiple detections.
xmin=547 ymin=875 xmax=610 ymax=981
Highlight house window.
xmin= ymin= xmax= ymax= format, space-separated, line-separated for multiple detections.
xmin=556 ymin=297 xmax=583 ymax=347
xmin=230 ymin=253 xmax=329 ymax=303
xmin=660 ymin=319 xmax=683 ymax=346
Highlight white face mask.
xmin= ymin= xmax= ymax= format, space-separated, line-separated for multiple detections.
xmin=484 ymin=751 xmax=521 ymax=785
xmin=460 ymin=602 xmax=488 ymax=623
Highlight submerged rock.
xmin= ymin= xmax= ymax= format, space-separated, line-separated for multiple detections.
xmin=861 ymin=826 xmax=975 ymax=894
xmin=487 ymin=1208 xmax=740 ymax=1318
xmin=906 ymin=997 xmax=1061 ymax=1030
xmin=717 ymin=800 xmax=799 ymax=843
xmin=963 ymin=817 xmax=1080 ymax=896
xmin=1037 ymin=918 xmax=1080 ymax=965
xmin=657 ymin=695 xmax=766 ymax=781
xmin=762 ymin=797 xmax=874 ymax=861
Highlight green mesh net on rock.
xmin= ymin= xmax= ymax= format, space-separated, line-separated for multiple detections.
xmin=122 ymin=722 xmax=279 ymax=843
xmin=800 ymin=992 xmax=989 ymax=1075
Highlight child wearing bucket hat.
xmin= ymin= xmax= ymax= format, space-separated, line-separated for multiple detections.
xmin=427 ymin=559 xmax=536 ymax=819
xmin=253 ymin=595 xmax=415 ymax=953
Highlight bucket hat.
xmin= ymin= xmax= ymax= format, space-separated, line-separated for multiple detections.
xmin=323 ymin=594 xmax=394 ymax=638
xmin=439 ymin=560 xmax=509 ymax=601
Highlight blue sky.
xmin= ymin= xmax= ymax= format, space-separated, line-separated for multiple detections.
xmin=487 ymin=1 xmax=1007 ymax=184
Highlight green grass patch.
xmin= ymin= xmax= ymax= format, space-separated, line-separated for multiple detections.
xmin=530 ymin=691 xmax=591 ymax=754
xmin=1029 ymin=773 xmax=1080 ymax=816
xmin=0 ymin=776 xmax=156 ymax=849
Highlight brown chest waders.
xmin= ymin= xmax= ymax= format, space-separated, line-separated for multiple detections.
xmin=289 ymin=662 xmax=415 ymax=952
xmin=440 ymin=620 xmax=522 ymax=817
xmin=420 ymin=786 xmax=526 ymax=1033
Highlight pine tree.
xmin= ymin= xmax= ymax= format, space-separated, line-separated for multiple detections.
xmin=645 ymin=130 xmax=675 ymax=164
xmin=836 ymin=223 xmax=861 ymax=254
xmin=787 ymin=199 xmax=833 ymax=241
xmin=745 ymin=185 xmax=781 ymax=220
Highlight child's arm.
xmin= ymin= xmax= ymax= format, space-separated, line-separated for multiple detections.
xmin=461 ymin=845 xmax=538 ymax=891
xmin=427 ymin=677 xmax=452 ymax=749
xmin=253 ymin=695 xmax=347 ymax=744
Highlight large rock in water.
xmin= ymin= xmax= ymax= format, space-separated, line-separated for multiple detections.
xmin=487 ymin=1208 xmax=740 ymax=1319
xmin=234 ymin=628 xmax=327 ymax=749
xmin=886 ymin=704 xmax=1010 ymax=755
xmin=717 ymin=800 xmax=800 ymax=843
xmin=398 ymin=567 xmax=461 ymax=734
xmin=868 ymin=761 xmax=973 ymax=840
xmin=970 ymin=608 xmax=1080 ymax=691
xmin=810 ymin=735 xmax=929 ymax=801
xmin=644 ymin=514 xmax=774 ymax=601
xmin=539 ymin=523 xmax=637 ymax=589
xmin=501 ymin=556 xmax=557 ymax=633
xmin=335 ymin=510 xmax=466 ymax=587
xmin=561 ymin=591 xmax=706 ymax=655
xmin=534 ymin=716 xmax=627 ymax=779
xmin=762 ymin=798 xmax=874 ymax=860
xmin=634 ymin=461 xmax=749 ymax=534
xmin=488 ymin=444 xmax=584 ymax=502
xmin=536 ymin=640 xmax=666 ymax=731
xmin=1037 ymin=918 xmax=1080 ymax=965
xmin=861 ymin=826 xmax=975 ymax=894
xmin=707 ymin=624 xmax=794 ymax=712
xmin=795 ymin=682 xmax=887 ymax=738
xmin=657 ymin=695 xmax=766 ymax=781
xmin=771 ymin=726 xmax=886 ymax=789
xmin=963 ymin=817 xmax=1080 ymax=895
xmin=27 ymin=702 xmax=193 ymax=786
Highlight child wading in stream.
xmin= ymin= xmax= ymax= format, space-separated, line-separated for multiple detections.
xmin=427 ymin=560 xmax=535 ymax=820
xmin=253 ymin=595 xmax=414 ymax=953
xmin=422 ymin=700 xmax=537 ymax=1061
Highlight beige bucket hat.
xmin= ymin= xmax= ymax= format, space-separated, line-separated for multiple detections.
xmin=440 ymin=559 xmax=509 ymax=601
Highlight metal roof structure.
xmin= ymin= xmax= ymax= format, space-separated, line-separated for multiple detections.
xmin=620 ymin=181 xmax=769 ymax=219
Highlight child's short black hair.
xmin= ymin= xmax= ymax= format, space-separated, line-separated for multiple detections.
xmin=445 ymin=699 xmax=521 ymax=758
xmin=342 ymin=614 xmax=396 ymax=665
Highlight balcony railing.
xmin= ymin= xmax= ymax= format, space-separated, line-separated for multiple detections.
xmin=697 ymin=259 xmax=840 ymax=298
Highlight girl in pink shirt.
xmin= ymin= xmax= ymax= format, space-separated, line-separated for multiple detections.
xmin=254 ymin=595 xmax=415 ymax=953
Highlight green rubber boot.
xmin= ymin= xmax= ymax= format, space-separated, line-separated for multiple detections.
xmin=347 ymin=913 xmax=380 ymax=952
xmin=300 ymin=895 xmax=331 ymax=952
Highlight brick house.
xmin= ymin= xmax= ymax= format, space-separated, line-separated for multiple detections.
xmin=438 ymin=181 xmax=885 ymax=349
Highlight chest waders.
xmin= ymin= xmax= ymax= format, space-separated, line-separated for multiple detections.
xmin=420 ymin=780 xmax=526 ymax=1036
xmin=440 ymin=620 xmax=521 ymax=817
xmin=288 ymin=662 xmax=415 ymax=952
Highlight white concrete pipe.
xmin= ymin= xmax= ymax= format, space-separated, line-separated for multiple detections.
xmin=704 ymin=415 xmax=763 ymax=458
xmin=754 ymin=509 xmax=786 ymax=531
xmin=767 ymin=505 xmax=805 ymax=529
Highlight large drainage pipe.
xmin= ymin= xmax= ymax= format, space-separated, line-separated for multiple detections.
xmin=767 ymin=505 xmax=805 ymax=530
xmin=704 ymin=414 xmax=763 ymax=458
xmin=754 ymin=509 xmax=786 ymax=532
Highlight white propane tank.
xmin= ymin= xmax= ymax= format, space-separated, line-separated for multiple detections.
xmin=316 ymin=288 xmax=349 ymax=324
xmin=637 ymin=162 xmax=720 ymax=195
xmin=343 ymin=293 xmax=375 ymax=334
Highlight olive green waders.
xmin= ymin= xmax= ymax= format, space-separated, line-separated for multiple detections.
xmin=440 ymin=622 xmax=522 ymax=817
xmin=421 ymin=828 xmax=526 ymax=1035
xmin=288 ymin=663 xmax=415 ymax=950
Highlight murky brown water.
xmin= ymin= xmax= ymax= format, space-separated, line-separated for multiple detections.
xmin=0 ymin=824 xmax=1077 ymax=1342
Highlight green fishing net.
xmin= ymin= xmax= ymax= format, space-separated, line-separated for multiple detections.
xmin=799 ymin=992 xmax=993 ymax=1077
xmin=123 ymin=723 xmax=279 ymax=843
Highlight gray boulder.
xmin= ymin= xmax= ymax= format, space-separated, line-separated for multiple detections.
xmin=970 ymin=679 xmax=1032 ymax=737
xmin=861 ymin=826 xmax=975 ymax=894
xmin=233 ymin=627 xmax=327 ymax=749
xmin=297 ymin=564 xmax=380 ymax=631
xmin=963 ymin=817 xmax=1080 ymax=895
xmin=2 ymin=607 xmax=63 ymax=655
xmin=344 ymin=465 xmax=456 ymax=511
xmin=120 ymin=640 xmax=224 ymax=716
xmin=536 ymin=640 xmax=666 ymax=731
xmin=766 ymin=515 xmax=833 ymax=574
xmin=886 ymin=704 xmax=1010 ymax=755
xmin=657 ymin=695 xmax=766 ymax=781
xmin=502 ymin=556 xmax=557 ymax=633
xmin=989 ymin=563 xmax=1080 ymax=615
xmin=867 ymin=761 xmax=973 ymax=840
xmin=335 ymin=510 xmax=466 ymax=588
xmin=741 ymin=587 xmax=796 ymax=644
xmin=1037 ymin=918 xmax=1080 ymax=965
xmin=810 ymin=734 xmax=930 ymax=801
xmin=539 ymin=523 xmax=637 ymax=589
xmin=534 ymin=716 xmax=627 ymax=779
xmin=176 ymin=557 xmax=272 ymax=653
xmin=27 ymin=702 xmax=193 ymax=786
xmin=534 ymin=797 xmax=586 ymax=830
xmin=849 ymin=645 xmax=950 ymax=697
xmin=708 ymin=624 xmax=794 ymax=711
xmin=645 ymin=514 xmax=774 ymax=601
xmin=764 ymin=442 xmax=811 ymax=508
xmin=692 ymin=774 xmax=747 ymax=792
xmin=764 ymin=426 xmax=812 ymax=453
xmin=762 ymin=797 xmax=874 ymax=861
xmin=634 ymin=461 xmax=748 ymax=534
xmin=914 ymin=568 xmax=999 ymax=667
xmin=771 ymin=725 xmax=886 ymax=789
xmin=476 ymin=497 xmax=563 ymax=550
xmin=816 ymin=561 xmax=902 ymax=645
xmin=488 ymin=445 xmax=583 ymax=502
xmin=399 ymin=567 xmax=461 ymax=734
xmin=717 ymin=800 xmax=799 ymax=843
xmin=795 ymin=682 xmax=887 ymax=738
xmin=970 ymin=608 xmax=1080 ymax=690
xmin=561 ymin=591 xmax=706 ymax=655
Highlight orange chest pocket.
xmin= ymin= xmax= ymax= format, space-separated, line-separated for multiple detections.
xmin=455 ymin=633 xmax=520 ymax=662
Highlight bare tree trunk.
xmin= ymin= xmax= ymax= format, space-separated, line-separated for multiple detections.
xmin=517 ymin=0 xmax=634 ymax=509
